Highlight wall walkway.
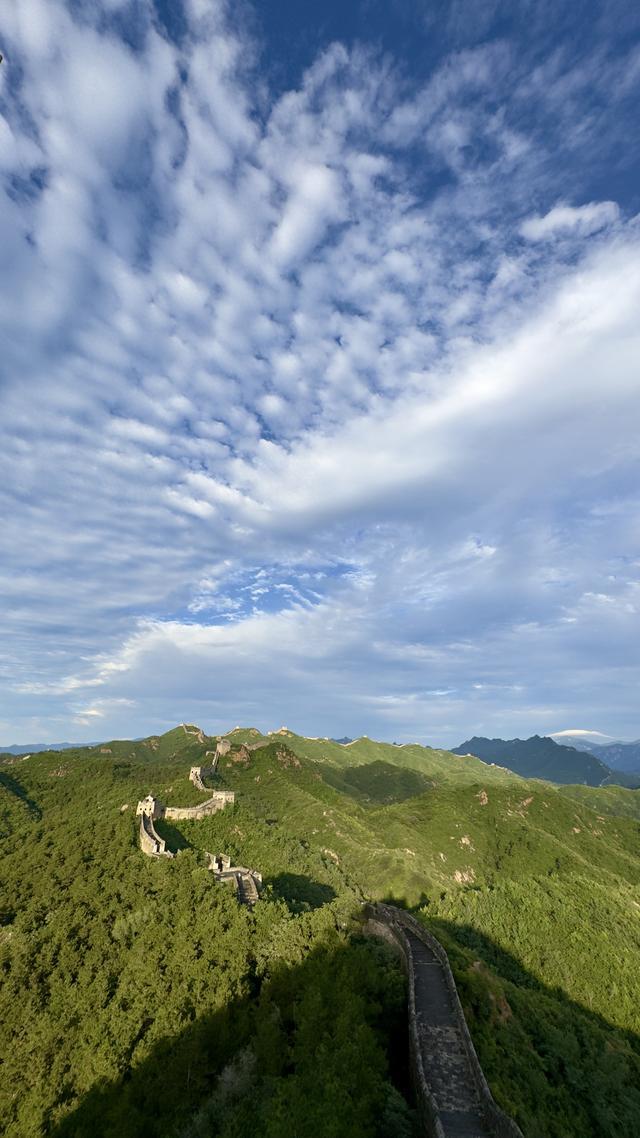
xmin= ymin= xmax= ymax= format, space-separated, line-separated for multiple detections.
xmin=364 ymin=903 xmax=523 ymax=1138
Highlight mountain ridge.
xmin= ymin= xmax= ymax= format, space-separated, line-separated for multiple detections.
xmin=551 ymin=734 xmax=640 ymax=773
xmin=452 ymin=733 xmax=613 ymax=786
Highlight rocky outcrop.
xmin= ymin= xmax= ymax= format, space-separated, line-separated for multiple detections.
xmin=364 ymin=903 xmax=523 ymax=1138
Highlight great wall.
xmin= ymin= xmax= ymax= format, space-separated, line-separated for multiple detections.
xmin=135 ymin=724 xmax=522 ymax=1135
xmin=135 ymin=728 xmax=262 ymax=904
xmin=364 ymin=903 xmax=524 ymax=1138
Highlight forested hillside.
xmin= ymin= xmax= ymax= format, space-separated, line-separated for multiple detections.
xmin=2 ymin=727 xmax=640 ymax=1137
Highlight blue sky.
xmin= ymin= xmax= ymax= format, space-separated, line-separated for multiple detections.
xmin=1 ymin=0 xmax=639 ymax=746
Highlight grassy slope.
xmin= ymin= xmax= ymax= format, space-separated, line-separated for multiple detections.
xmin=223 ymin=735 xmax=640 ymax=904
xmin=559 ymin=783 xmax=640 ymax=820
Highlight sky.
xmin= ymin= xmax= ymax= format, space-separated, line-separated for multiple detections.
xmin=1 ymin=0 xmax=639 ymax=747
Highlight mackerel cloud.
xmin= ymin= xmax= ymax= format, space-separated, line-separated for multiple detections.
xmin=1 ymin=0 xmax=639 ymax=744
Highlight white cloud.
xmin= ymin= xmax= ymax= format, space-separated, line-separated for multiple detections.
xmin=551 ymin=729 xmax=613 ymax=738
xmin=1 ymin=0 xmax=640 ymax=744
xmin=270 ymin=163 xmax=345 ymax=267
xmin=520 ymin=201 xmax=620 ymax=241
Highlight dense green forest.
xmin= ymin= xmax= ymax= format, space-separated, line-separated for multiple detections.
xmin=2 ymin=726 xmax=640 ymax=1136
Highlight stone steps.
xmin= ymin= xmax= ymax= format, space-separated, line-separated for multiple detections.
xmin=404 ymin=929 xmax=491 ymax=1137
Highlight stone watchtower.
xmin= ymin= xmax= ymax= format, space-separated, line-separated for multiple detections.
xmin=136 ymin=795 xmax=160 ymax=819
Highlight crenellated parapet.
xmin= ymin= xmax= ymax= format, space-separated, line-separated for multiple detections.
xmin=189 ymin=761 xmax=218 ymax=791
xmin=136 ymin=794 xmax=162 ymax=819
xmin=164 ymin=790 xmax=234 ymax=820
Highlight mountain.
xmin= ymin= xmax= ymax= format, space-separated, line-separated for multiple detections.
xmin=2 ymin=725 xmax=640 ymax=1137
xmin=552 ymin=734 xmax=640 ymax=774
xmin=451 ymin=734 xmax=611 ymax=785
xmin=0 ymin=739 xmax=104 ymax=755
xmin=549 ymin=730 xmax=616 ymax=751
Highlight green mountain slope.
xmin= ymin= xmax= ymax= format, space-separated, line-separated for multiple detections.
xmin=558 ymin=782 xmax=640 ymax=821
xmin=2 ymin=726 xmax=640 ymax=1138
xmin=239 ymin=728 xmax=522 ymax=785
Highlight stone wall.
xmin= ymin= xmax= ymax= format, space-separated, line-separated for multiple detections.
xmin=189 ymin=764 xmax=218 ymax=791
xmin=164 ymin=790 xmax=235 ymax=821
xmin=136 ymin=794 xmax=161 ymax=818
xmin=139 ymin=811 xmax=174 ymax=858
xmin=364 ymin=914 xmax=445 ymax=1138
xmin=136 ymin=789 xmax=235 ymax=859
xmin=135 ymin=768 xmax=255 ymax=904
xmin=181 ymin=722 xmax=206 ymax=744
xmin=364 ymin=903 xmax=523 ymax=1138
xmin=207 ymin=854 xmax=262 ymax=905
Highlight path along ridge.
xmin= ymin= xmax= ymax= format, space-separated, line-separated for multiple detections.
xmin=364 ymin=903 xmax=523 ymax=1138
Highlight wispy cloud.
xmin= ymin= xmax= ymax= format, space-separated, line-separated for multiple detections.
xmin=520 ymin=201 xmax=620 ymax=241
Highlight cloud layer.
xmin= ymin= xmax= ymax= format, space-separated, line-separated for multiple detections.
xmin=1 ymin=0 xmax=639 ymax=744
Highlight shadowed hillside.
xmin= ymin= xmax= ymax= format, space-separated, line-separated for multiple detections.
xmin=452 ymin=736 xmax=611 ymax=786
xmin=37 ymin=915 xmax=640 ymax=1138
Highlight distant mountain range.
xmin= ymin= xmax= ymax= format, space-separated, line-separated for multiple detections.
xmin=452 ymin=734 xmax=614 ymax=787
xmin=0 ymin=740 xmax=104 ymax=756
xmin=550 ymin=734 xmax=640 ymax=773
xmin=4 ymin=730 xmax=640 ymax=784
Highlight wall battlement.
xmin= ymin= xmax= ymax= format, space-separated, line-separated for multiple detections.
xmin=165 ymin=790 xmax=234 ymax=820
xmin=206 ymin=852 xmax=262 ymax=905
